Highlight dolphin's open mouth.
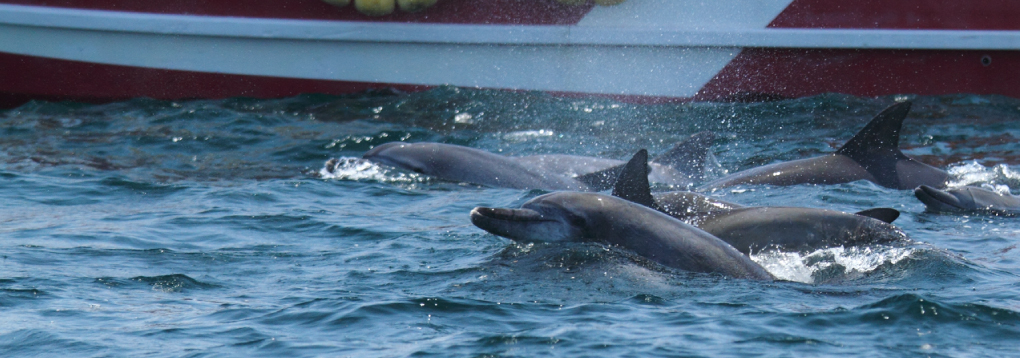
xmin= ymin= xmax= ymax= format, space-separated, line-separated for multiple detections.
xmin=914 ymin=185 xmax=964 ymax=211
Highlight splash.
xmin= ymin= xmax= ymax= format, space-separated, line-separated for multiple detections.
xmin=947 ymin=161 xmax=1020 ymax=192
xmin=503 ymin=129 xmax=555 ymax=142
xmin=318 ymin=156 xmax=421 ymax=183
xmin=751 ymin=246 xmax=917 ymax=284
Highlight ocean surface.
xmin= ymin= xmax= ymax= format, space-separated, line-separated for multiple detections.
xmin=1 ymin=87 xmax=1019 ymax=357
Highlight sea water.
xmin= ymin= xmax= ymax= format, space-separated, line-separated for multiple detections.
xmin=1 ymin=87 xmax=1018 ymax=357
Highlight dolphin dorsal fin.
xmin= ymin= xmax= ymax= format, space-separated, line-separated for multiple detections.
xmin=855 ymin=208 xmax=900 ymax=223
xmin=612 ymin=149 xmax=660 ymax=210
xmin=837 ymin=102 xmax=911 ymax=159
xmin=651 ymin=131 xmax=715 ymax=182
xmin=835 ymin=102 xmax=913 ymax=188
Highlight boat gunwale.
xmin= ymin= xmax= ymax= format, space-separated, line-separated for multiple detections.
xmin=2 ymin=3 xmax=1020 ymax=50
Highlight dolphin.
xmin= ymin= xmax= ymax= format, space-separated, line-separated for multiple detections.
xmin=512 ymin=131 xmax=716 ymax=187
xmin=362 ymin=142 xmax=589 ymax=190
xmin=470 ymin=192 xmax=774 ymax=280
xmin=700 ymin=102 xmax=950 ymax=190
xmin=613 ymin=149 xmax=906 ymax=255
xmin=915 ymin=185 xmax=1020 ymax=215
xmin=360 ymin=132 xmax=713 ymax=191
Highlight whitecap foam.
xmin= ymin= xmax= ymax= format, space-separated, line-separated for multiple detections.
xmin=751 ymin=246 xmax=917 ymax=284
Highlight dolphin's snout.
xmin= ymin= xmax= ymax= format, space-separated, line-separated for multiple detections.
xmin=470 ymin=207 xmax=548 ymax=240
xmin=469 ymin=207 xmax=496 ymax=222
xmin=914 ymin=185 xmax=964 ymax=211
xmin=470 ymin=207 xmax=544 ymax=222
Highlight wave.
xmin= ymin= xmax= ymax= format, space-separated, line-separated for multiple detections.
xmin=98 ymin=274 xmax=222 ymax=293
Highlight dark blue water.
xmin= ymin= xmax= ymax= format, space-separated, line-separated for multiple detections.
xmin=2 ymin=88 xmax=1019 ymax=357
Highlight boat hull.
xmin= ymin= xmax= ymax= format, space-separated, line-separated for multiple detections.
xmin=2 ymin=0 xmax=1020 ymax=106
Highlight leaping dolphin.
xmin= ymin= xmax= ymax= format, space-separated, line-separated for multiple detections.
xmin=700 ymin=102 xmax=950 ymax=190
xmin=360 ymin=132 xmax=713 ymax=191
xmin=470 ymin=192 xmax=774 ymax=280
xmin=614 ymin=149 xmax=906 ymax=255
xmin=915 ymin=185 xmax=1020 ymax=215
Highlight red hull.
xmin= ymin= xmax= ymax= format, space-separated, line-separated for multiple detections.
xmin=698 ymin=49 xmax=1019 ymax=100
xmin=3 ymin=48 xmax=1018 ymax=108
xmin=0 ymin=52 xmax=429 ymax=108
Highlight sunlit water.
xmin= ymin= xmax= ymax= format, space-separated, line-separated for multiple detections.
xmin=2 ymin=88 xmax=1019 ymax=356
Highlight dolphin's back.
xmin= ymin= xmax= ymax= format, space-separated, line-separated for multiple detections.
xmin=691 ymin=207 xmax=905 ymax=255
xmin=700 ymin=155 xmax=874 ymax=189
xmin=513 ymin=155 xmax=697 ymax=187
xmin=512 ymin=154 xmax=622 ymax=177
xmin=576 ymin=195 xmax=774 ymax=280
xmin=835 ymin=102 xmax=948 ymax=189
xmin=699 ymin=102 xmax=949 ymax=190
xmin=512 ymin=131 xmax=715 ymax=188
xmin=364 ymin=142 xmax=587 ymax=190
xmin=894 ymin=159 xmax=950 ymax=189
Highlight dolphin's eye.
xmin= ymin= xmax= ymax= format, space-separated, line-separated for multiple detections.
xmin=566 ymin=212 xmax=586 ymax=227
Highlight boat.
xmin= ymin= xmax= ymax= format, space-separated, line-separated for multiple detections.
xmin=2 ymin=0 xmax=1019 ymax=107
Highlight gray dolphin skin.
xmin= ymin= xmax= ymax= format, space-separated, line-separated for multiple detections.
xmin=700 ymin=102 xmax=950 ymax=190
xmin=686 ymin=207 xmax=905 ymax=254
xmin=470 ymin=192 xmax=775 ymax=280
xmin=915 ymin=185 xmax=1020 ymax=215
xmin=513 ymin=131 xmax=716 ymax=187
xmin=613 ymin=149 xmax=905 ymax=255
xmin=363 ymin=142 xmax=589 ymax=190
xmin=361 ymin=132 xmax=713 ymax=190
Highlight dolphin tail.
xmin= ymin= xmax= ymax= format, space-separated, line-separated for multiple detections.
xmin=835 ymin=101 xmax=913 ymax=188
xmin=651 ymin=131 xmax=715 ymax=181
xmin=611 ymin=149 xmax=661 ymax=211
xmin=854 ymin=208 xmax=900 ymax=223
